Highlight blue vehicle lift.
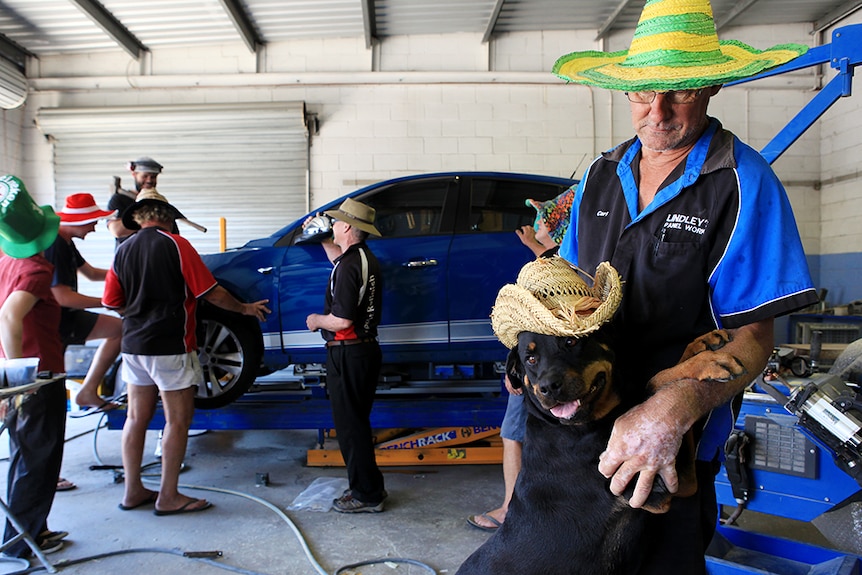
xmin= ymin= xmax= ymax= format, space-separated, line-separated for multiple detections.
xmin=104 ymin=22 xmax=862 ymax=574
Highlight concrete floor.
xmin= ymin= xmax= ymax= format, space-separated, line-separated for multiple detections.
xmin=0 ymin=410 xmax=851 ymax=575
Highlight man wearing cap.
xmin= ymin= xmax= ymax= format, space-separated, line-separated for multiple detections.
xmin=106 ymin=156 xmax=163 ymax=245
xmin=0 ymin=175 xmax=69 ymax=556
xmin=540 ymin=0 xmax=819 ymax=571
xmin=103 ymin=189 xmax=269 ymax=515
xmin=44 ymin=193 xmax=123 ymax=413
xmin=305 ymin=197 xmax=386 ymax=513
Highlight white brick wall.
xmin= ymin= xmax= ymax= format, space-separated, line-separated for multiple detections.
xmin=12 ymin=22 xmax=845 ymax=258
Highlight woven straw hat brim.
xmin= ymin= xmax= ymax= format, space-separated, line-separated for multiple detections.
xmin=491 ymin=260 xmax=622 ymax=350
xmin=553 ymin=41 xmax=806 ymax=92
xmin=552 ymin=0 xmax=807 ymax=92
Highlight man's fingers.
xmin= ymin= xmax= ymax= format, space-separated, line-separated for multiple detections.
xmin=598 ymin=449 xmax=622 ymax=479
xmin=627 ymin=470 xmax=659 ymax=509
xmin=658 ymin=465 xmax=679 ymax=494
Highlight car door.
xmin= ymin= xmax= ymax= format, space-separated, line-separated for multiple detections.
xmin=359 ymin=176 xmax=458 ymax=363
xmin=447 ymin=175 xmax=574 ymax=362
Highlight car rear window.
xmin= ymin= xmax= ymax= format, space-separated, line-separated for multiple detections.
xmin=466 ymin=178 xmax=566 ymax=233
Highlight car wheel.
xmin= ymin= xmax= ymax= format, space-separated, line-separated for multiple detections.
xmin=195 ymin=305 xmax=262 ymax=409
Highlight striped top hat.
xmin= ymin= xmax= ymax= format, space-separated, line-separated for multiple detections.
xmin=553 ymin=0 xmax=808 ymax=92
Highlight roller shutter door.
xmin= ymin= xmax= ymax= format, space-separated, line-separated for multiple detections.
xmin=36 ymin=102 xmax=309 ymax=296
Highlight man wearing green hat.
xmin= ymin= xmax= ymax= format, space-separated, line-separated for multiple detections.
xmin=546 ymin=0 xmax=818 ymax=571
xmin=0 ymin=175 xmax=69 ymax=557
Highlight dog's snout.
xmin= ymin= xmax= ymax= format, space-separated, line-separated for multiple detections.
xmin=538 ymin=378 xmax=563 ymax=398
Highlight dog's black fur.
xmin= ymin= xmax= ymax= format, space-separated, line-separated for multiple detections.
xmin=456 ymin=329 xmax=679 ymax=575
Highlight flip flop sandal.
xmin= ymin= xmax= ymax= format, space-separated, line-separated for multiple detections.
xmin=56 ymin=478 xmax=76 ymax=491
xmin=466 ymin=512 xmax=502 ymax=532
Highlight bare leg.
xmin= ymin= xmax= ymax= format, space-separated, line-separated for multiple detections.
xmin=75 ymin=314 xmax=122 ymax=408
xmin=120 ymin=383 xmax=159 ymax=508
xmin=154 ymin=386 xmax=208 ymax=512
xmin=472 ymin=437 xmax=522 ymax=527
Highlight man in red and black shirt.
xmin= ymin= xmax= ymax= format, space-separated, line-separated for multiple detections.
xmin=306 ymin=197 xmax=385 ymax=513
xmin=103 ymin=189 xmax=269 ymax=515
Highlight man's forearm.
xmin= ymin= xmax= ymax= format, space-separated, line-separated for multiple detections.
xmin=650 ymin=319 xmax=774 ymax=429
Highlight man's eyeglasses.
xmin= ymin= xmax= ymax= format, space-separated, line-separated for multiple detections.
xmin=624 ymin=89 xmax=704 ymax=105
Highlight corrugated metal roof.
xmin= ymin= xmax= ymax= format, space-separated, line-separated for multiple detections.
xmin=0 ymin=0 xmax=859 ymax=57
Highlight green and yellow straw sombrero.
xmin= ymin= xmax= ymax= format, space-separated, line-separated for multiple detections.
xmin=553 ymin=0 xmax=808 ymax=92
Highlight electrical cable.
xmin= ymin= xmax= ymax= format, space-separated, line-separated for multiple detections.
xmin=88 ymin=418 xmax=439 ymax=575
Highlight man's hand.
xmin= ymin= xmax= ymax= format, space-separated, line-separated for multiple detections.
xmin=598 ymin=387 xmax=691 ymax=508
xmin=503 ymin=374 xmax=523 ymax=396
xmin=242 ymin=299 xmax=270 ymax=321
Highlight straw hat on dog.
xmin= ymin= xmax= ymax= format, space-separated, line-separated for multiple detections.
xmin=492 ymin=256 xmax=622 ymax=350
xmin=553 ymin=0 xmax=808 ymax=92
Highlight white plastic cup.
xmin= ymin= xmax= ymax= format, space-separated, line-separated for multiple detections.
xmin=5 ymin=357 xmax=39 ymax=387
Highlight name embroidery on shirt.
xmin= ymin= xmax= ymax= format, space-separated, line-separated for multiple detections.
xmin=662 ymin=213 xmax=709 ymax=236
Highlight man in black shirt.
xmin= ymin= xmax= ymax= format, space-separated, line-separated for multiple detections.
xmin=306 ymin=198 xmax=386 ymax=513
xmin=107 ymin=157 xmax=162 ymax=246
xmin=45 ymin=193 xmax=122 ymax=412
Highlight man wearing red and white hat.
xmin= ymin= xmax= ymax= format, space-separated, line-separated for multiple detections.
xmin=44 ymin=193 xmax=123 ymax=414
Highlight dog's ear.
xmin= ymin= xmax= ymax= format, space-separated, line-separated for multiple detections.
xmin=506 ymin=345 xmax=526 ymax=389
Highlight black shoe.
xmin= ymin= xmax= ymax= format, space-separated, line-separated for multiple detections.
xmin=332 ymin=492 xmax=384 ymax=513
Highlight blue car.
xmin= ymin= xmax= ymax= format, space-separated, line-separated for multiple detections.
xmin=195 ymin=171 xmax=577 ymax=408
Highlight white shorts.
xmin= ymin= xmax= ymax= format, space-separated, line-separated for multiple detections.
xmin=122 ymin=352 xmax=202 ymax=392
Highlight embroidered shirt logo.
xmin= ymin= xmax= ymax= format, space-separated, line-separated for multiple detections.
xmin=663 ymin=213 xmax=709 ymax=236
xmin=596 ymin=210 xmax=609 ymax=217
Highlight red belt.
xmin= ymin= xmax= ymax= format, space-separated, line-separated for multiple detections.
xmin=325 ymin=337 xmax=377 ymax=348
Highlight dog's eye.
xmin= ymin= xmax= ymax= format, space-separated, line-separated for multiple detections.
xmin=525 ymin=354 xmax=537 ymax=365
xmin=565 ymin=337 xmax=578 ymax=347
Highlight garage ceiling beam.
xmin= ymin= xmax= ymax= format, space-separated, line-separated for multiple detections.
xmin=596 ymin=0 xmax=637 ymax=41
xmin=361 ymin=0 xmax=377 ymax=49
xmin=0 ymin=33 xmax=34 ymax=73
xmin=67 ymin=0 xmax=147 ymax=60
xmin=482 ymin=0 xmax=506 ymax=43
xmin=217 ymin=0 xmax=262 ymax=53
xmin=813 ymin=0 xmax=862 ymax=33
xmin=714 ymin=0 xmax=763 ymax=31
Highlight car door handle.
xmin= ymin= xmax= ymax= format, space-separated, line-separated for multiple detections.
xmin=257 ymin=267 xmax=273 ymax=274
xmin=404 ymin=259 xmax=438 ymax=268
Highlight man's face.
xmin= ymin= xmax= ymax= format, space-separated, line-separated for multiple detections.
xmin=67 ymin=222 xmax=97 ymax=239
xmin=332 ymin=219 xmax=349 ymax=247
xmin=630 ymin=87 xmax=719 ymax=152
xmin=132 ymin=171 xmax=158 ymax=192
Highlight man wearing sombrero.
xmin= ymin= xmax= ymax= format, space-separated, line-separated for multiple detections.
xmin=547 ymin=0 xmax=819 ymax=571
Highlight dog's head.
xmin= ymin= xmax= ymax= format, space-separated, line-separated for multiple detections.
xmin=508 ymin=330 xmax=621 ymax=425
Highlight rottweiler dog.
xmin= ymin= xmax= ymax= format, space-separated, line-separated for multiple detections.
xmin=456 ymin=328 xmax=745 ymax=575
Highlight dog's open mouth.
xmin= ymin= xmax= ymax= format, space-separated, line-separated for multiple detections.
xmin=548 ymin=382 xmax=600 ymax=420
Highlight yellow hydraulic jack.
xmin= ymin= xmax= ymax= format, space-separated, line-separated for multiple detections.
xmin=306 ymin=425 xmax=503 ymax=466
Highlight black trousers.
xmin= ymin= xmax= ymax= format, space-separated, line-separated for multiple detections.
xmin=639 ymin=460 xmax=720 ymax=575
xmin=326 ymin=342 xmax=385 ymax=503
xmin=4 ymin=379 xmax=66 ymax=557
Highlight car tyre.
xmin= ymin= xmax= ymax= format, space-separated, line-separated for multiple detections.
xmin=195 ymin=303 xmax=263 ymax=409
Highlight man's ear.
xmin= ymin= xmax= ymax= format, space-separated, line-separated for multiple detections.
xmin=506 ymin=346 xmax=525 ymax=389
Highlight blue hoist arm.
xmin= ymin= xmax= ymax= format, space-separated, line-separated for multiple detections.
xmin=726 ymin=23 xmax=862 ymax=165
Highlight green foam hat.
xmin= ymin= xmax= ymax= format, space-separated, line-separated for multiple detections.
xmin=0 ymin=175 xmax=60 ymax=259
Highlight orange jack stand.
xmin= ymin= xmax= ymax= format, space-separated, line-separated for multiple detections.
xmin=306 ymin=426 xmax=503 ymax=467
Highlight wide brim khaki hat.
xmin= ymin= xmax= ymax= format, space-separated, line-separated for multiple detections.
xmin=121 ymin=189 xmax=187 ymax=231
xmin=553 ymin=0 xmax=808 ymax=92
xmin=325 ymin=197 xmax=381 ymax=236
xmin=491 ymin=256 xmax=622 ymax=349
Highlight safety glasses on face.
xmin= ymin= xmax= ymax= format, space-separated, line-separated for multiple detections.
xmin=624 ymin=89 xmax=704 ymax=105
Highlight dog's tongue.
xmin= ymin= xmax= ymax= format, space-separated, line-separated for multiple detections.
xmin=550 ymin=399 xmax=581 ymax=419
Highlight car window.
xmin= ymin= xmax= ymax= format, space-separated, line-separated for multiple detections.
xmin=465 ymin=178 xmax=566 ymax=233
xmin=360 ymin=179 xmax=452 ymax=238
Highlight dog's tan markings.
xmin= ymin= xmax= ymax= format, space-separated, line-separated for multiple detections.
xmin=685 ymin=351 xmax=747 ymax=382
xmin=679 ymin=329 xmax=731 ymax=362
xmin=583 ymin=360 xmax=620 ymax=420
